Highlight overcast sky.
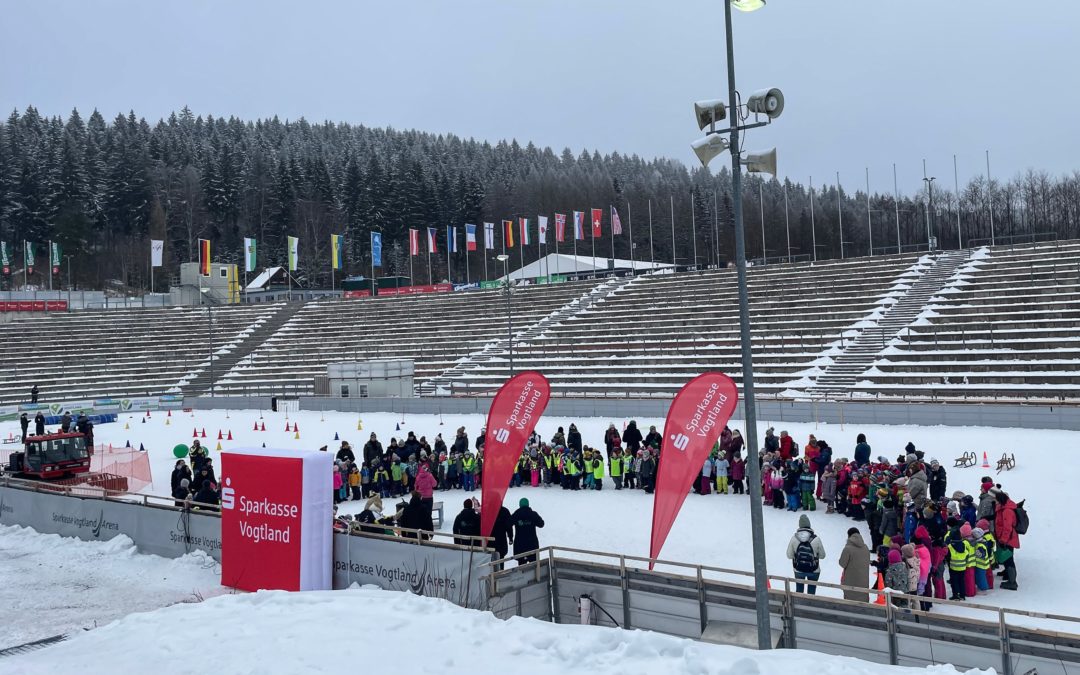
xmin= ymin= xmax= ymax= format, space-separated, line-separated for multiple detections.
xmin=2 ymin=0 xmax=1076 ymax=194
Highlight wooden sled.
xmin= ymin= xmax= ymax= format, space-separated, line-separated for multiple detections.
xmin=953 ymin=451 xmax=977 ymax=468
xmin=996 ymin=452 xmax=1016 ymax=474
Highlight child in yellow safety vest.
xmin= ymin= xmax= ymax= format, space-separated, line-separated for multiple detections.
xmin=947 ymin=524 xmax=974 ymax=601
xmin=972 ymin=526 xmax=995 ymax=593
xmin=583 ymin=453 xmax=595 ymax=490
xmin=610 ymin=449 xmax=624 ymax=490
xmin=592 ymin=451 xmax=604 ymax=491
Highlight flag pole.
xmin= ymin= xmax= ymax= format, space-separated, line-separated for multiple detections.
xmin=573 ymin=215 xmax=578 ymax=279
xmin=23 ymin=240 xmax=28 ymax=291
xmin=371 ymin=234 xmax=375 ymax=296
xmin=466 ymin=230 xmax=471 ymax=285
xmin=691 ymin=193 xmax=698 ymax=269
xmin=446 ymin=228 xmax=451 ymax=284
xmin=627 ymin=200 xmax=634 ymax=270
xmin=670 ymin=195 xmax=676 ymax=266
xmin=151 ymin=242 xmax=155 ymax=295
xmin=648 ymin=201 xmax=654 ymax=266
xmin=518 ymin=219 xmax=524 ymax=280
xmin=47 ymin=240 xmax=52 ymax=291
xmin=554 ymin=218 xmax=560 ymax=278
xmin=537 ymin=219 xmax=542 ymax=282
xmin=482 ymin=225 xmax=488 ymax=281
xmin=590 ymin=212 xmax=596 ymax=275
xmin=409 ymin=243 xmax=414 ymax=286
xmin=609 ymin=209 xmax=615 ymax=263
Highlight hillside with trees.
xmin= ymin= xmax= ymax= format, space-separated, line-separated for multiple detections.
xmin=1 ymin=105 xmax=1078 ymax=290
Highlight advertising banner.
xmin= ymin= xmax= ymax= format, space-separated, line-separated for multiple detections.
xmin=120 ymin=396 xmax=160 ymax=412
xmin=332 ymin=533 xmax=491 ymax=608
xmin=479 ymin=280 xmax=501 ymax=290
xmin=453 ymin=283 xmax=479 ymax=292
xmin=649 ymin=373 xmax=738 ymax=568
xmin=221 ymin=448 xmax=332 ymax=592
xmin=378 ymin=283 xmax=453 ymax=296
xmin=479 ymin=372 xmax=551 ymax=538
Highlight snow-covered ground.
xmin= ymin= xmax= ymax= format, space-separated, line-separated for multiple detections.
xmin=0 ymin=524 xmax=226 ymax=648
xmin=2 ymin=407 xmax=1077 ymax=635
xmin=3 ymin=585 xmax=989 ymax=675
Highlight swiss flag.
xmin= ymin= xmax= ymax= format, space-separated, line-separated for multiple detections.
xmin=591 ymin=208 xmax=603 ymax=237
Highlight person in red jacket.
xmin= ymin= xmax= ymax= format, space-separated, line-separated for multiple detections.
xmin=994 ymin=491 xmax=1020 ymax=590
xmin=778 ymin=431 xmax=796 ymax=461
xmin=414 ymin=463 xmax=438 ymax=514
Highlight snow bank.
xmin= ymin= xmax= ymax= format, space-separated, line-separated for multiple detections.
xmin=0 ymin=525 xmax=225 ymax=649
xmin=3 ymin=587 xmax=989 ymax=675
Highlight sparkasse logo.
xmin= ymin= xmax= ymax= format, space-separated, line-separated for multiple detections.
xmin=221 ymin=477 xmax=236 ymax=510
xmin=494 ymin=428 xmax=510 ymax=443
xmin=670 ymin=433 xmax=690 ymax=451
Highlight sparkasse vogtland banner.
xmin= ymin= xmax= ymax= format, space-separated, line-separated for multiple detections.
xmin=649 ymin=373 xmax=739 ymax=569
xmin=480 ymin=372 xmax=551 ymax=539
xmin=221 ymin=448 xmax=333 ymax=591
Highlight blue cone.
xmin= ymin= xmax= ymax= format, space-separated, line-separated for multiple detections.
xmin=334 ymin=432 xmax=339 ymax=440
xmin=125 ymin=440 xmax=131 ymax=447
xmin=395 ymin=423 xmax=400 ymax=431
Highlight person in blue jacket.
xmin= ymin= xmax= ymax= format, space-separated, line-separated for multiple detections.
xmin=854 ymin=433 xmax=871 ymax=467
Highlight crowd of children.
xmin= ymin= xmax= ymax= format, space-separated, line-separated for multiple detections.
xmin=316 ymin=419 xmax=1025 ymax=606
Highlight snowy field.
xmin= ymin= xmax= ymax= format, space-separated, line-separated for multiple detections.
xmin=0 ymin=525 xmax=225 ymax=648
xmin=2 ymin=584 xmax=990 ymax=675
xmin=1 ymin=406 xmax=1077 ymax=642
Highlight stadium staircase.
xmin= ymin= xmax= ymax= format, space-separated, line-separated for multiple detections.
xmin=181 ymin=301 xmax=304 ymax=397
xmin=418 ymin=276 xmax=636 ymax=395
xmin=805 ymin=249 xmax=972 ymax=397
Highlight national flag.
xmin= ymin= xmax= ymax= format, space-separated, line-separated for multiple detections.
xmin=49 ymin=241 xmax=61 ymax=274
xmin=465 ymin=223 xmax=477 ymax=251
xmin=199 ymin=239 xmax=211 ymax=275
xmin=519 ymin=218 xmax=531 ymax=246
xmin=611 ymin=206 xmax=623 ymax=235
xmin=591 ymin=208 xmax=603 ymax=237
xmin=409 ymin=228 xmax=420 ymax=256
xmin=447 ymin=225 xmax=458 ymax=253
xmin=426 ymin=227 xmax=438 ymax=253
xmin=371 ymin=232 xmax=382 ymax=267
xmin=538 ymin=216 xmax=548 ymax=245
xmin=1 ymin=241 xmax=11 ymax=275
xmin=503 ymin=220 xmax=514 ymax=248
xmin=555 ymin=214 xmax=567 ymax=243
xmin=573 ymin=212 xmax=585 ymax=240
xmin=331 ymin=234 xmax=344 ymax=270
xmin=287 ymin=236 xmax=298 ymax=271
xmin=484 ymin=222 xmax=495 ymax=250
xmin=243 ymin=237 xmax=256 ymax=272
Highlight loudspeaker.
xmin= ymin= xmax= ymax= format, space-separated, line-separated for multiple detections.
xmin=746 ymin=88 xmax=785 ymax=119
xmin=742 ymin=148 xmax=777 ymax=176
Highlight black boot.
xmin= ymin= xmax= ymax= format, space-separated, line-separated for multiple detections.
xmin=1001 ymin=566 xmax=1018 ymax=591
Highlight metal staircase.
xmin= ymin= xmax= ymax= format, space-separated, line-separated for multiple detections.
xmin=805 ymin=250 xmax=972 ymax=397
xmin=418 ymin=277 xmax=636 ymax=395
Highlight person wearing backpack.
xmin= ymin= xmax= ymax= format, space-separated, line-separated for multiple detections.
xmin=994 ymin=491 xmax=1024 ymax=590
xmin=786 ymin=514 xmax=826 ymax=594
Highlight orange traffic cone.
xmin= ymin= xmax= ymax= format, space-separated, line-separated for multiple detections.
xmin=254 ymin=421 xmax=259 ymax=431
xmin=874 ymin=573 xmax=887 ymax=606
xmin=217 ymin=430 xmax=224 ymax=440
xmin=193 ymin=427 xmax=199 ymax=437
xmin=260 ymin=422 xmax=266 ymax=432
xmin=285 ymin=422 xmax=292 ymax=432
xmin=227 ymin=430 xmax=233 ymax=441
xmin=201 ymin=428 xmax=207 ymax=438
xmin=293 ymin=423 xmax=299 ymax=433
xmin=981 ymin=452 xmax=990 ymax=468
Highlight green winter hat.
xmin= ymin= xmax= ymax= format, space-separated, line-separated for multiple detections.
xmin=519 ymin=497 xmax=529 ymax=508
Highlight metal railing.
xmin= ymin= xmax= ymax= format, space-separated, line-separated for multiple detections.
xmin=485 ymin=545 xmax=1080 ymax=675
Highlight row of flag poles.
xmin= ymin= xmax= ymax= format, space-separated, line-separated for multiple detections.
xmin=145 ymin=204 xmax=629 ymax=290
xmin=0 ymin=240 xmax=64 ymax=288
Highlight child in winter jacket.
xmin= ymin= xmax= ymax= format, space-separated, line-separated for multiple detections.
xmin=714 ymin=456 xmax=730 ymax=494
xmin=333 ymin=464 xmax=345 ymax=504
xmin=973 ymin=527 xmax=995 ymax=592
xmin=878 ymin=499 xmax=899 ymax=547
xmin=884 ymin=549 xmax=909 ymax=607
xmin=700 ymin=456 xmax=713 ymax=495
xmin=348 ymin=464 xmax=361 ymax=501
xmin=947 ymin=528 xmax=972 ymax=601
xmin=730 ymin=455 xmax=745 ymax=494
xmin=901 ymin=544 xmax=920 ymax=597
xmin=820 ymin=464 xmax=837 ymax=513
xmin=798 ymin=466 xmax=816 ymax=511
xmin=769 ymin=468 xmax=785 ymax=509
xmin=360 ymin=462 xmax=372 ymax=498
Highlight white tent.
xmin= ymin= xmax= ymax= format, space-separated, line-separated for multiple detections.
xmin=497 ymin=253 xmax=671 ymax=282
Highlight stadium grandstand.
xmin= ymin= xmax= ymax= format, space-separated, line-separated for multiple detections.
xmin=1 ymin=239 xmax=1078 ymax=405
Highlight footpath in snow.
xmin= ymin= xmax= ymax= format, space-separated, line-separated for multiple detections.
xmin=2 ymin=586 xmax=991 ymax=675
xmin=0 ymin=524 xmax=225 ymax=649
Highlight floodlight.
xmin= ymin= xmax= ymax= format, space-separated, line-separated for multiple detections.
xmin=731 ymin=0 xmax=765 ymax=11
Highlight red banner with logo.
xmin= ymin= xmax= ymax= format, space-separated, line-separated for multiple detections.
xmin=649 ymin=372 xmax=739 ymax=568
xmin=480 ymin=372 xmax=551 ymax=539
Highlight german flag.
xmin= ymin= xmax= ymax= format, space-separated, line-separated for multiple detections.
xmin=199 ymin=239 xmax=211 ymax=276
xmin=503 ymin=219 xmax=514 ymax=248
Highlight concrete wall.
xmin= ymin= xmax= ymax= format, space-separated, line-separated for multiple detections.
xmin=288 ymin=396 xmax=1080 ymax=431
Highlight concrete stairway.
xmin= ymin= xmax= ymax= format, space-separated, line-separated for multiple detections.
xmin=805 ymin=250 xmax=972 ymax=397
xmin=182 ymin=302 xmax=304 ymax=397
xmin=418 ymin=277 xmax=635 ymax=395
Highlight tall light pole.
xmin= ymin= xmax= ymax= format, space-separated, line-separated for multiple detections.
xmin=690 ymin=0 xmax=780 ymax=650
xmin=497 ymin=254 xmax=513 ymax=376
xmin=923 ymin=161 xmax=937 ymax=252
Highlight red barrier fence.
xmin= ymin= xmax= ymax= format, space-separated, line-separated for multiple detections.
xmin=0 ymin=300 xmax=68 ymax=312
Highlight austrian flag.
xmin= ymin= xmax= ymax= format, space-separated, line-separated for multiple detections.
xmin=409 ymin=228 xmax=420 ymax=256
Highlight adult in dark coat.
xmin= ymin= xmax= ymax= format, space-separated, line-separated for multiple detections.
xmin=30 ymin=385 xmax=38 ymax=403
xmin=402 ymin=432 xmax=422 ymax=458
xmin=452 ymin=498 xmax=481 ymax=546
xmin=643 ymin=425 xmax=662 ymax=450
xmin=363 ymin=434 xmax=383 ymax=466
xmin=34 ymin=412 xmax=45 ymax=436
xmin=193 ymin=480 xmax=219 ymax=511
xmin=510 ymin=498 xmax=545 ymax=565
xmin=640 ymin=452 xmax=657 ymax=493
xmin=838 ymin=527 xmax=871 ymax=602
xmin=400 ymin=492 xmax=434 ymax=540
xmin=170 ymin=460 xmax=193 ymax=494
xmin=927 ymin=460 xmax=947 ymax=502
xmin=172 ymin=478 xmax=191 ymax=507
xmin=622 ymin=421 xmax=643 ymax=453
xmin=567 ymin=424 xmax=583 ymax=453
xmin=60 ymin=412 xmax=72 ymax=433
xmin=19 ymin=413 xmax=29 ymax=441
xmin=451 ymin=428 xmax=469 ymax=455
xmin=854 ymin=433 xmax=871 ymax=467
xmin=335 ymin=442 xmax=355 ymax=464
xmin=490 ymin=505 xmax=514 ymax=562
